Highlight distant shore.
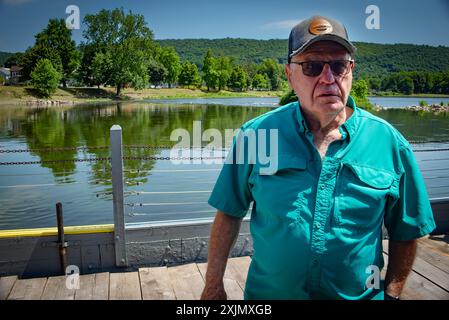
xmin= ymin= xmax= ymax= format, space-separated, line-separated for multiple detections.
xmin=1 ymin=86 xmax=449 ymax=112
xmin=369 ymin=92 xmax=449 ymax=98
xmin=0 ymin=86 xmax=283 ymax=107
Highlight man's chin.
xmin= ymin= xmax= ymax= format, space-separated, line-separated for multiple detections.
xmin=315 ymin=99 xmax=345 ymax=111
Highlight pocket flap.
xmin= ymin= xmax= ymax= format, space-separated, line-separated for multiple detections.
xmin=344 ymin=163 xmax=394 ymax=189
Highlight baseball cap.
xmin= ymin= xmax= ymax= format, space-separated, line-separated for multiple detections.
xmin=288 ymin=16 xmax=357 ymax=61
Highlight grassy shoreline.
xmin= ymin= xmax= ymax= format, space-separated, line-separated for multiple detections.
xmin=0 ymin=86 xmax=284 ymax=106
xmin=1 ymin=86 xmax=448 ymax=109
xmin=369 ymin=92 xmax=449 ymax=98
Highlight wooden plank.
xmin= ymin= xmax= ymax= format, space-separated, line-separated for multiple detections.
xmin=0 ymin=276 xmax=17 ymax=300
xmin=197 ymin=262 xmax=243 ymax=300
xmin=226 ymin=256 xmax=251 ymax=290
xmin=167 ymin=263 xmax=205 ymax=300
xmin=418 ymin=235 xmax=449 ymax=257
xmin=401 ymin=271 xmax=449 ymax=300
xmin=8 ymin=277 xmax=47 ymax=300
xmin=41 ymin=275 xmax=76 ymax=300
xmin=410 ymin=255 xmax=449 ymax=292
xmin=384 ymin=238 xmax=449 ymax=292
xmin=75 ymin=273 xmax=109 ymax=300
xmin=139 ymin=267 xmax=176 ymax=300
xmin=109 ymin=272 xmax=141 ymax=300
xmin=383 ymin=244 xmax=449 ymax=300
xmin=74 ymin=274 xmax=95 ymax=300
xmin=417 ymin=236 xmax=449 ymax=270
xmin=416 ymin=243 xmax=449 ymax=275
xmin=92 ymin=272 xmax=109 ymax=300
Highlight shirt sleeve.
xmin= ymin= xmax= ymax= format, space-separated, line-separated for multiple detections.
xmin=384 ymin=144 xmax=436 ymax=241
xmin=208 ymin=129 xmax=254 ymax=218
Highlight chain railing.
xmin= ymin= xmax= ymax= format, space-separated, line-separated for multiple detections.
xmin=0 ymin=144 xmax=226 ymax=154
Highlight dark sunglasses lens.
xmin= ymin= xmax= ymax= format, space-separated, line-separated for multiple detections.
xmin=303 ymin=61 xmax=324 ymax=76
xmin=330 ymin=61 xmax=350 ymax=75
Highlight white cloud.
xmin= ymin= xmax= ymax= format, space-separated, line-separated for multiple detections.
xmin=261 ymin=19 xmax=301 ymax=30
xmin=2 ymin=0 xmax=34 ymax=5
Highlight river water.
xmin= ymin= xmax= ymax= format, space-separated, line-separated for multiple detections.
xmin=0 ymin=97 xmax=448 ymax=230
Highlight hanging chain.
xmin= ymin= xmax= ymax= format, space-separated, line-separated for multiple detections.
xmin=0 ymin=142 xmax=447 ymax=165
xmin=0 ymin=145 xmax=224 ymax=153
xmin=0 ymin=155 xmax=226 ymax=165
xmin=0 ymin=146 xmax=109 ymax=153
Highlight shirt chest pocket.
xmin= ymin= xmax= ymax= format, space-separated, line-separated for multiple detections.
xmin=334 ymin=163 xmax=395 ymax=237
xmin=251 ymin=155 xmax=314 ymax=222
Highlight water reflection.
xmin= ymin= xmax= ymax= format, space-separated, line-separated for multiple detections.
xmin=0 ymin=101 xmax=448 ymax=229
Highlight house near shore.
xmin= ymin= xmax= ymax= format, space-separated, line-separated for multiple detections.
xmin=9 ymin=66 xmax=22 ymax=84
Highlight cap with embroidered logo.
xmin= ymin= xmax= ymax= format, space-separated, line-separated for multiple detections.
xmin=288 ymin=16 xmax=357 ymax=62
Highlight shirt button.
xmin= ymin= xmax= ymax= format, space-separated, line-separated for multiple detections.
xmin=316 ymin=223 xmax=322 ymax=229
xmin=320 ymin=185 xmax=325 ymax=190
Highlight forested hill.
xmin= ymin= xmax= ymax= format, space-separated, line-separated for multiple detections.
xmin=3 ymin=39 xmax=449 ymax=80
xmin=0 ymin=51 xmax=14 ymax=67
xmin=157 ymin=38 xmax=449 ymax=79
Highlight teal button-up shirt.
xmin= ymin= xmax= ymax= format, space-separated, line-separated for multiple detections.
xmin=208 ymin=96 xmax=436 ymax=300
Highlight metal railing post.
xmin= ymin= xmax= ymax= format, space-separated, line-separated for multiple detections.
xmin=56 ymin=202 xmax=68 ymax=274
xmin=110 ymin=125 xmax=128 ymax=267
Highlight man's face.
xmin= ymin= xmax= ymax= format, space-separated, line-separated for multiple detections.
xmin=285 ymin=41 xmax=354 ymax=119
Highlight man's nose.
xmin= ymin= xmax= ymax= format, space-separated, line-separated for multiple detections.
xmin=318 ymin=63 xmax=335 ymax=84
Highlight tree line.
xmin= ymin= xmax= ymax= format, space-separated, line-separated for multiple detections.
xmin=365 ymin=71 xmax=449 ymax=95
xmin=157 ymin=39 xmax=449 ymax=80
xmin=2 ymin=8 xmax=287 ymax=97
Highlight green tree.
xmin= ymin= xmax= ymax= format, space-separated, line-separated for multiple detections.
xmin=23 ymin=19 xmax=80 ymax=87
xmin=350 ymin=79 xmax=372 ymax=109
xmin=216 ymin=56 xmax=233 ymax=91
xmin=178 ymin=61 xmax=201 ymax=88
xmin=30 ymin=59 xmax=62 ymax=97
xmin=91 ymin=51 xmax=113 ymax=88
xmin=4 ymin=52 xmax=24 ymax=68
xmin=279 ymin=89 xmax=298 ymax=105
xmin=228 ymin=66 xmax=247 ymax=91
xmin=202 ymin=49 xmax=218 ymax=91
xmin=252 ymin=73 xmax=270 ymax=90
xmin=83 ymin=8 xmax=156 ymax=96
xmin=258 ymin=58 xmax=283 ymax=90
xmin=368 ymin=77 xmax=381 ymax=92
xmin=398 ymin=76 xmax=414 ymax=94
xmin=21 ymin=43 xmax=63 ymax=83
xmin=148 ymin=58 xmax=168 ymax=86
xmin=160 ymin=47 xmax=181 ymax=88
xmin=77 ymin=43 xmax=98 ymax=87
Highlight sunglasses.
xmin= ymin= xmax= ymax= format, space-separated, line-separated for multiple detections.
xmin=290 ymin=60 xmax=354 ymax=77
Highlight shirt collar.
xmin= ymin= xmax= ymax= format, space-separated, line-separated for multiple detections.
xmin=295 ymin=95 xmax=359 ymax=139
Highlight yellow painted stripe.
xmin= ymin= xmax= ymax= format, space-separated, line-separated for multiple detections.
xmin=0 ymin=224 xmax=114 ymax=239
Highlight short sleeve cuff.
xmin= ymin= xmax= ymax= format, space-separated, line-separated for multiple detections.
xmin=388 ymin=220 xmax=436 ymax=241
xmin=207 ymin=197 xmax=249 ymax=218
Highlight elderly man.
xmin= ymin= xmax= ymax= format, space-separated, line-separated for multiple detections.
xmin=201 ymin=16 xmax=435 ymax=300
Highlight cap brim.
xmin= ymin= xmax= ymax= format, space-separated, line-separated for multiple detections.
xmin=289 ymin=34 xmax=357 ymax=58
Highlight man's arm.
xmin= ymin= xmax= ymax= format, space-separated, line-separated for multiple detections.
xmin=384 ymin=239 xmax=418 ymax=298
xmin=200 ymin=210 xmax=242 ymax=300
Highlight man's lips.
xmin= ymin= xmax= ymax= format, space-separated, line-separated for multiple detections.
xmin=316 ymin=89 xmax=340 ymax=97
xmin=316 ymin=88 xmax=340 ymax=97
xmin=317 ymin=93 xmax=340 ymax=98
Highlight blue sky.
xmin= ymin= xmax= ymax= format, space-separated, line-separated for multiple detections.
xmin=0 ymin=0 xmax=448 ymax=52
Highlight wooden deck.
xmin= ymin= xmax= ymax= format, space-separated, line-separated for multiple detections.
xmin=1 ymin=236 xmax=448 ymax=300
